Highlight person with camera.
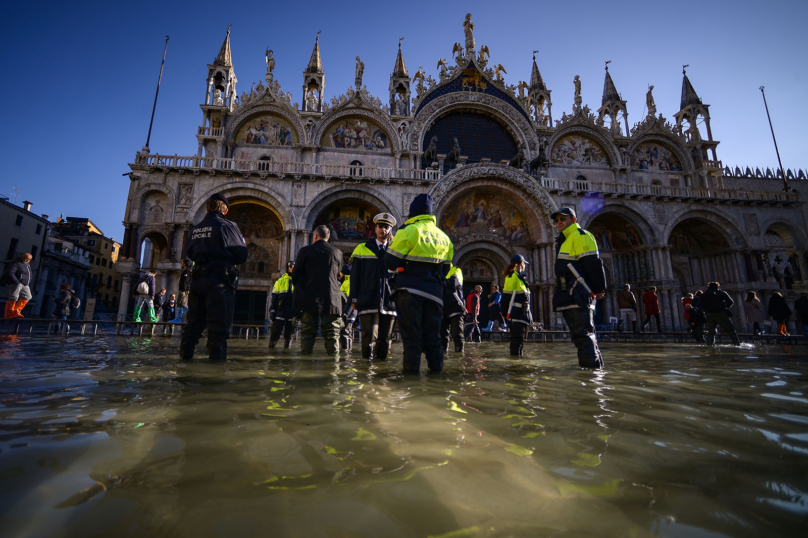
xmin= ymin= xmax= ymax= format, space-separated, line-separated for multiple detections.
xmin=179 ymin=193 xmax=248 ymax=362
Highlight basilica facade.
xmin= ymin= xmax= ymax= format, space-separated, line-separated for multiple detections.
xmin=117 ymin=15 xmax=807 ymax=330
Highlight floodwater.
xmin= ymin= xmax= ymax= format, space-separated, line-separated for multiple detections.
xmin=0 ymin=337 xmax=807 ymax=538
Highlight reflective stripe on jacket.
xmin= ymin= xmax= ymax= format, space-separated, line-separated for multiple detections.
xmin=502 ymin=272 xmax=532 ymax=324
xmin=553 ymin=223 xmax=606 ymax=312
xmin=384 ymin=214 xmax=454 ymax=305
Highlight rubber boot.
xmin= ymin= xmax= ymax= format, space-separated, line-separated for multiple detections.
xmin=12 ymin=299 xmax=28 ymax=318
xmin=269 ymin=338 xmax=278 ymax=349
xmin=284 ymin=338 xmax=291 ymax=349
xmin=632 ymin=321 xmax=639 ymax=333
xmin=366 ymin=342 xmax=376 ymax=361
xmin=148 ymin=307 xmax=160 ymax=322
xmin=134 ymin=306 xmax=143 ymax=323
xmin=4 ymin=300 xmax=16 ymax=319
xmin=455 ymin=340 xmax=464 ymax=353
xmin=616 ymin=320 xmax=623 ymax=333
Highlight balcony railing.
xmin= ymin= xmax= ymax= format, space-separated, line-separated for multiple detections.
xmin=135 ymin=154 xmax=441 ymax=182
xmin=45 ymin=244 xmax=91 ymax=266
xmin=132 ymin=155 xmax=799 ymax=203
xmin=197 ymin=126 xmax=224 ymax=137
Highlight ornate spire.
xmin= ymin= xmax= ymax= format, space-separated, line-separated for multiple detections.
xmin=529 ymin=51 xmax=545 ymax=90
xmin=680 ymin=66 xmax=701 ymax=109
xmin=393 ymin=39 xmax=408 ymax=78
xmin=601 ymin=61 xmax=620 ymax=104
xmin=214 ymin=24 xmax=233 ymax=67
xmin=306 ymin=32 xmax=323 ymax=74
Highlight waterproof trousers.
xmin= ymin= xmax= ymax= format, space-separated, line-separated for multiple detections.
xmin=690 ymin=322 xmax=705 ymax=343
xmin=440 ymin=314 xmax=465 ymax=353
xmin=180 ymin=282 xmax=235 ymax=362
xmin=395 ymin=291 xmax=444 ymax=373
xmin=359 ymin=313 xmax=395 ymax=360
xmin=562 ymin=307 xmax=603 ymax=368
xmin=465 ymin=314 xmax=482 ymax=343
xmin=509 ymin=322 xmax=527 ymax=356
xmin=299 ymin=312 xmax=343 ymax=355
xmin=704 ymin=311 xmax=741 ymax=346
xmin=269 ymin=318 xmax=295 ymax=348
xmin=340 ymin=321 xmax=354 ymax=350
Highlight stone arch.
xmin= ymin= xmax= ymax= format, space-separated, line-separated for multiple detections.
xmin=663 ymin=208 xmax=748 ymax=251
xmin=303 ymin=185 xmax=402 ymax=231
xmin=137 ymin=229 xmax=169 ymax=268
xmin=313 ymin=107 xmax=400 ymax=153
xmin=130 ymin=184 xmax=176 ymax=223
xmin=759 ymin=217 xmax=808 ymax=251
xmin=411 ymin=93 xmax=539 ymax=159
xmin=226 ymin=103 xmax=305 ymax=145
xmin=579 ymin=203 xmax=659 ymax=248
xmin=547 ymin=125 xmax=619 ymax=168
xmin=454 ymin=241 xmax=513 ymax=287
xmin=430 ymin=163 xmax=557 ymax=243
xmin=628 ymin=134 xmax=694 ymax=172
xmin=188 ymin=183 xmax=295 ymax=229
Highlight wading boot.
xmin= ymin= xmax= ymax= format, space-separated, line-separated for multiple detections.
xmin=12 ymin=299 xmax=28 ymax=318
xmin=4 ymin=300 xmax=17 ymax=319
xmin=283 ymin=339 xmax=291 ymax=349
xmin=148 ymin=307 xmax=160 ymax=323
xmin=269 ymin=339 xmax=278 ymax=349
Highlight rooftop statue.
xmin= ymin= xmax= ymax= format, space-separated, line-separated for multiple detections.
xmin=573 ymin=75 xmax=582 ymax=112
xmin=646 ymin=85 xmax=656 ymax=117
xmin=355 ymin=56 xmax=365 ymax=89
xmin=463 ymin=13 xmax=475 ymax=56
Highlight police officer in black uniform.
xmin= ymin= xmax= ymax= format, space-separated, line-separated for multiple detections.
xmin=180 ymin=193 xmax=248 ymax=362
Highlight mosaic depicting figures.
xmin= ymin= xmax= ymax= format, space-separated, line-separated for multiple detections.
xmin=590 ymin=220 xmax=643 ymax=251
xmin=550 ymin=135 xmax=609 ymax=167
xmin=439 ymin=191 xmax=531 ymax=245
xmin=227 ymin=203 xmax=284 ymax=275
xmin=668 ymin=227 xmax=725 ymax=254
xmin=315 ymin=200 xmax=382 ymax=241
xmin=631 ymin=142 xmax=681 ymax=171
xmin=322 ymin=117 xmax=389 ymax=151
xmin=235 ymin=114 xmax=295 ymax=146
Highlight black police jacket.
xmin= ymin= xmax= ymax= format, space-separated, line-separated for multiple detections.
xmin=349 ymin=239 xmax=396 ymax=316
xmin=443 ymin=274 xmax=465 ymax=318
xmin=187 ymin=211 xmax=247 ymax=289
xmin=292 ymin=240 xmax=343 ymax=316
xmin=700 ymin=288 xmax=733 ymax=313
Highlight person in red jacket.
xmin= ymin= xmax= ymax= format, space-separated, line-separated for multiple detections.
xmin=465 ymin=285 xmax=482 ymax=343
xmin=641 ymin=286 xmax=662 ymax=332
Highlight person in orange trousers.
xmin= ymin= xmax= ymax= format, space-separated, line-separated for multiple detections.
xmin=2 ymin=253 xmax=34 ymax=318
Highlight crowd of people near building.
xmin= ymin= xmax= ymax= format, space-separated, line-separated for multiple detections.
xmin=15 ymin=190 xmax=803 ymax=369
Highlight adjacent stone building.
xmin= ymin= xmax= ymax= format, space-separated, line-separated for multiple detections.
xmin=118 ymin=16 xmax=807 ymax=330
xmin=1 ymin=197 xmax=49 ymax=316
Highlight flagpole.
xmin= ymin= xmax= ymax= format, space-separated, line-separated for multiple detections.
xmin=145 ymin=36 xmax=170 ymax=152
xmin=759 ymin=86 xmax=788 ymax=193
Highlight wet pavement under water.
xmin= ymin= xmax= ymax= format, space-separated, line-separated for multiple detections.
xmin=0 ymin=336 xmax=807 ymax=538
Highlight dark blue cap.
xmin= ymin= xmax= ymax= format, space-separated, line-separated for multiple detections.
xmin=409 ymin=193 xmax=434 ymax=217
xmin=511 ymin=254 xmax=529 ymax=264
xmin=208 ymin=192 xmax=229 ymax=208
xmin=341 ymin=264 xmax=352 ymax=275
xmin=287 ymin=260 xmax=295 ymax=268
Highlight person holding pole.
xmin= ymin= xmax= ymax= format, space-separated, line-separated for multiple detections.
xmin=551 ymin=207 xmax=607 ymax=368
xmin=501 ymin=255 xmax=532 ymax=356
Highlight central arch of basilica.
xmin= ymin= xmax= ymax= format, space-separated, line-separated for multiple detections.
xmin=117 ymin=15 xmax=807 ymax=328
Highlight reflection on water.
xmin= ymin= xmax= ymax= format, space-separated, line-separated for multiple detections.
xmin=0 ymin=336 xmax=806 ymax=537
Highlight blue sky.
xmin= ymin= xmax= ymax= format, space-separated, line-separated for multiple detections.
xmin=3 ymin=0 xmax=806 ymax=240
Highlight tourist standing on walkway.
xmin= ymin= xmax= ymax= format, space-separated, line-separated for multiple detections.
xmin=465 ymin=285 xmax=483 ymax=343
xmin=385 ymin=193 xmax=454 ymax=373
xmin=502 ymin=255 xmax=533 ymax=356
xmin=171 ymin=258 xmax=191 ymax=323
xmin=133 ymin=270 xmax=159 ymax=322
xmin=551 ymin=207 xmax=606 ymax=368
xmin=349 ymin=213 xmax=398 ymax=360
xmin=487 ymin=284 xmax=506 ymax=330
xmin=180 ymin=193 xmax=248 ymax=362
xmin=767 ymin=292 xmax=792 ymax=336
xmin=685 ymin=302 xmax=706 ymax=343
xmin=293 ymin=225 xmax=343 ymax=355
xmin=743 ymin=291 xmax=764 ymax=335
xmin=2 ymin=252 xmax=33 ymax=319
xmin=641 ymin=287 xmax=662 ymax=332
xmin=441 ymin=264 xmax=465 ymax=353
xmin=269 ymin=261 xmax=296 ymax=349
xmin=701 ymin=282 xmax=741 ymax=346
xmin=617 ymin=284 xmax=638 ymax=333
xmin=794 ymin=292 xmax=808 ymax=336
xmin=155 ymin=288 xmax=167 ymax=310
xmin=52 ymin=283 xmax=74 ymax=331
xmin=161 ymin=294 xmax=177 ymax=321
xmin=339 ymin=264 xmax=357 ymax=351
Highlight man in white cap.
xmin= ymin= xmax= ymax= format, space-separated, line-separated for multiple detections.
xmin=348 ymin=212 xmax=398 ymax=360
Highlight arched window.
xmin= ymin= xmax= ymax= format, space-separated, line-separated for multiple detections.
xmin=423 ymin=110 xmax=518 ymax=168
xmin=576 ymin=175 xmax=587 ymax=182
xmin=258 ymin=261 xmax=265 ymax=273
xmin=258 ymin=155 xmax=273 ymax=172
xmin=350 ymin=160 xmax=363 ymax=177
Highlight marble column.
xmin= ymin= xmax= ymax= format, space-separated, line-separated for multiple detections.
xmin=659 ymin=289 xmax=671 ymax=330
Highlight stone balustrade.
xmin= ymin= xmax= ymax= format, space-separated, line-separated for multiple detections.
xmin=197 ymin=126 xmax=224 ymax=137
